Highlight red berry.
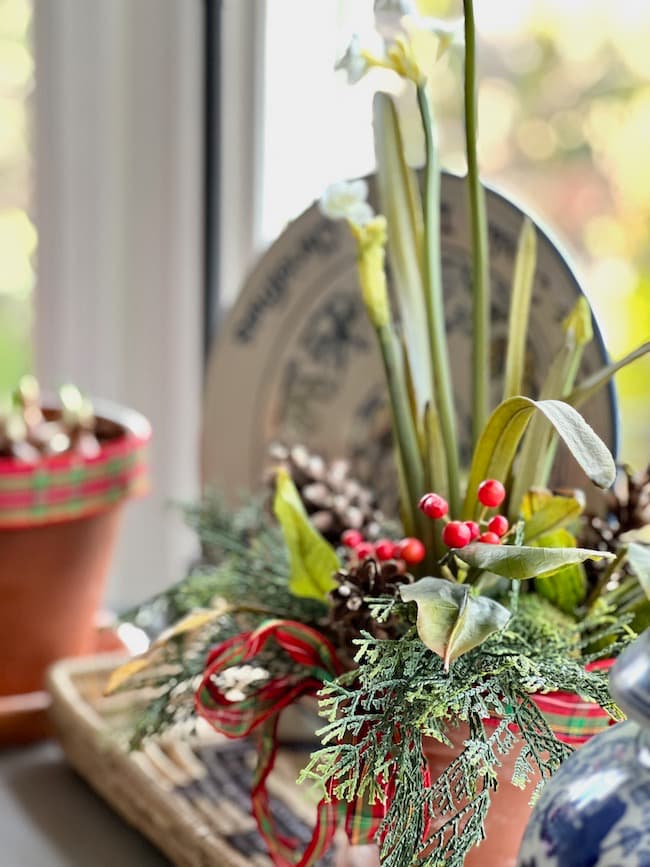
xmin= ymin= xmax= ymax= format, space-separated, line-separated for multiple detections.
xmin=478 ymin=531 xmax=501 ymax=545
xmin=342 ymin=529 xmax=364 ymax=548
xmin=375 ymin=539 xmax=397 ymax=561
xmin=465 ymin=521 xmax=480 ymax=541
xmin=418 ymin=492 xmax=449 ymax=520
xmin=354 ymin=541 xmax=375 ymax=560
xmin=397 ymin=537 xmax=426 ymax=565
xmin=477 ymin=479 xmax=506 ymax=508
xmin=441 ymin=521 xmax=472 ymax=548
xmin=488 ymin=515 xmax=509 ymax=537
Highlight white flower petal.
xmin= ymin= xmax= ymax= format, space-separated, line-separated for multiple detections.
xmin=335 ymin=34 xmax=369 ymax=84
xmin=405 ymin=15 xmax=465 ymax=58
xmin=319 ymin=179 xmax=375 ymax=225
xmin=348 ymin=201 xmax=375 ymax=227
xmin=373 ymin=0 xmax=417 ymax=40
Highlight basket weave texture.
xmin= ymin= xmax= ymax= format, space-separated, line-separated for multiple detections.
xmin=47 ymin=655 xmax=336 ymax=867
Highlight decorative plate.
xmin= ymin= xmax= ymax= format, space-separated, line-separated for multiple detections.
xmin=203 ymin=172 xmax=616 ymax=509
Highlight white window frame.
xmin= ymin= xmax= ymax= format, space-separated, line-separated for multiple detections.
xmin=33 ymin=0 xmax=204 ymax=608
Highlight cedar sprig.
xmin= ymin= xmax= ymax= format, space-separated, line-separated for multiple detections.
xmin=122 ymin=493 xmax=327 ymax=637
xmin=301 ymin=602 xmax=630 ymax=867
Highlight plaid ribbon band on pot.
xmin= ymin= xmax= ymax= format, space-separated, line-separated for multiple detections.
xmin=0 ymin=434 xmax=149 ymax=528
xmin=532 ymin=659 xmax=617 ymax=745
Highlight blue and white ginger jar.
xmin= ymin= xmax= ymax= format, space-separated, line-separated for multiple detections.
xmin=517 ymin=629 xmax=650 ymax=867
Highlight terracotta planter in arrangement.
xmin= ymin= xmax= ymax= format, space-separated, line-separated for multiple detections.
xmin=337 ymin=688 xmax=615 ymax=867
xmin=0 ymin=400 xmax=150 ymax=716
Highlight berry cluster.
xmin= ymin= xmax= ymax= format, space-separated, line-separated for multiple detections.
xmin=419 ymin=479 xmax=510 ymax=549
xmin=341 ymin=529 xmax=426 ymax=566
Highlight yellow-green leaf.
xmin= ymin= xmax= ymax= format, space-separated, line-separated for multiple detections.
xmin=511 ymin=297 xmax=594 ymax=499
xmin=522 ymin=489 xmax=584 ymax=543
xmin=503 ymin=218 xmax=537 ymax=401
xmin=373 ymin=92 xmax=432 ymax=414
xmin=399 ymin=577 xmax=510 ymax=670
xmin=458 ymin=542 xmax=613 ymax=581
xmin=273 ymin=468 xmax=339 ymax=601
xmin=627 ymin=542 xmax=650 ymax=600
xmin=568 ymin=342 xmax=650 ymax=410
xmin=462 ymin=396 xmax=616 ymax=520
xmin=531 ymin=529 xmax=587 ymax=613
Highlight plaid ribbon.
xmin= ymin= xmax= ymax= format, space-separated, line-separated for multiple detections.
xmin=532 ymin=658 xmax=616 ymax=745
xmin=0 ymin=430 xmax=149 ymax=528
xmin=196 ymin=620 xmax=386 ymax=866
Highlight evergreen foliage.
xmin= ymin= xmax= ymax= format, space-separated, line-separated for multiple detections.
xmin=300 ymin=596 xmax=629 ymax=866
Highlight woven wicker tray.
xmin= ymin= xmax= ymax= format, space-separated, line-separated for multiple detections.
xmin=47 ymin=654 xmax=340 ymax=867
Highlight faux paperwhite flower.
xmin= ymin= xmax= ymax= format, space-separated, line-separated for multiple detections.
xmin=373 ymin=0 xmax=417 ymax=41
xmin=319 ymin=179 xmax=375 ymax=227
xmin=404 ymin=15 xmax=465 ymax=60
xmin=335 ymin=34 xmax=370 ymax=85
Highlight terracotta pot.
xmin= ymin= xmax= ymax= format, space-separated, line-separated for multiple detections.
xmin=0 ymin=399 xmax=150 ymax=699
xmin=336 ymin=690 xmax=613 ymax=867
xmin=421 ymin=724 xmax=541 ymax=867
xmin=334 ymin=724 xmax=539 ymax=867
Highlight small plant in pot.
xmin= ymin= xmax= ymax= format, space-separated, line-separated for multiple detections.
xmin=108 ymin=2 xmax=650 ymax=865
xmin=0 ymin=376 xmax=149 ymax=738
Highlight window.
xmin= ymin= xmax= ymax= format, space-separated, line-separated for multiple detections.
xmin=0 ymin=0 xmax=34 ymax=393
xmin=250 ymin=0 xmax=649 ymax=467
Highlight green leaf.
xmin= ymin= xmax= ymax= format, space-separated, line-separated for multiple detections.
xmin=536 ymin=563 xmax=586 ymax=614
xmin=422 ymin=401 xmax=447 ymax=500
xmin=503 ymin=218 xmax=537 ymax=401
xmin=399 ymin=577 xmax=510 ymax=670
xmin=462 ymin=397 xmax=617 ymax=520
xmin=568 ymin=342 xmax=650 ymax=410
xmin=509 ymin=298 xmax=593 ymax=507
xmin=273 ymin=468 xmax=339 ymax=601
xmin=521 ymin=489 xmax=584 ymax=543
xmin=627 ymin=542 xmax=650 ymax=599
xmin=531 ymin=529 xmax=587 ymax=614
xmin=522 ymin=490 xmax=586 ymax=612
xmin=457 ymin=542 xmax=614 ymax=581
xmin=373 ymin=92 xmax=432 ymax=415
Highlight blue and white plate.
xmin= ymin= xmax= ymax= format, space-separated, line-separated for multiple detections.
xmin=203 ymin=172 xmax=617 ymax=507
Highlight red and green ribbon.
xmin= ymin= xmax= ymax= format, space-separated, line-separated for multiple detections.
xmin=196 ymin=619 xmax=386 ymax=866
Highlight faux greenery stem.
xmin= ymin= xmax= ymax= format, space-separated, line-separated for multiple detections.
xmin=416 ymin=83 xmax=461 ymax=518
xmin=376 ymin=323 xmax=427 ymax=541
xmin=463 ymin=0 xmax=491 ymax=448
xmin=587 ymin=546 xmax=628 ymax=611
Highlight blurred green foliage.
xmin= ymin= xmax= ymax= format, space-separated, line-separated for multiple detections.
xmin=0 ymin=0 xmax=647 ymax=466
xmin=0 ymin=0 xmax=34 ymax=395
xmin=417 ymin=0 xmax=650 ymax=468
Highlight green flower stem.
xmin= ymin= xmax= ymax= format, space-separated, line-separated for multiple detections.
xmin=463 ymin=0 xmax=491 ymax=448
xmin=376 ymin=323 xmax=429 ymax=545
xmin=586 ymin=546 xmax=627 ymax=612
xmin=416 ymin=84 xmax=461 ymax=518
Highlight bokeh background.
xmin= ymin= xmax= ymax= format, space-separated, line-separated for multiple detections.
xmin=1 ymin=0 xmax=648 ymax=465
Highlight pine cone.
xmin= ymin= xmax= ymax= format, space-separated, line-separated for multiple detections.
xmin=267 ymin=442 xmax=386 ymax=544
xmin=581 ymin=465 xmax=650 ymax=552
xmin=579 ymin=464 xmax=650 ymax=590
xmin=326 ymin=557 xmax=413 ymax=658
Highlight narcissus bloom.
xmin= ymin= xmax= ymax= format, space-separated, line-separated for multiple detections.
xmin=319 ymin=179 xmax=374 ymax=227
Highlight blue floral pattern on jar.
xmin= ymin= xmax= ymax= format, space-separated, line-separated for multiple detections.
xmin=518 ymin=630 xmax=650 ymax=867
